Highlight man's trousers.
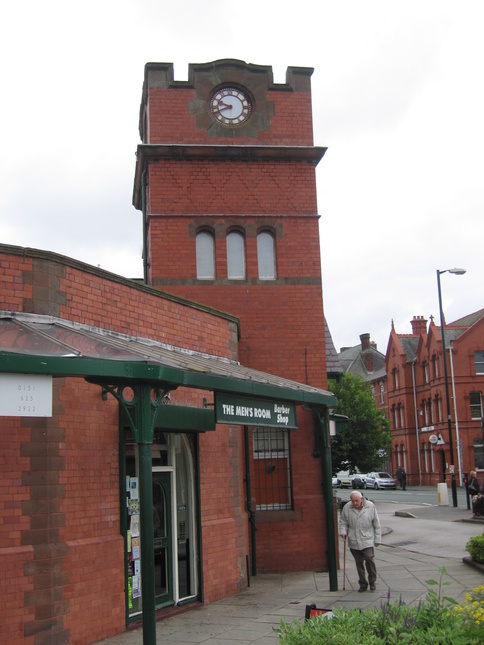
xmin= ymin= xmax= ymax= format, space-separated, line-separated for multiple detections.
xmin=350 ymin=547 xmax=376 ymax=589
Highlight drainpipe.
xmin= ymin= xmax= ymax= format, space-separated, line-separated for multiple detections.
xmin=244 ymin=426 xmax=257 ymax=577
xmin=142 ymin=169 xmax=148 ymax=284
xmin=411 ymin=360 xmax=422 ymax=485
xmin=315 ymin=407 xmax=338 ymax=591
xmin=449 ymin=345 xmax=463 ymax=486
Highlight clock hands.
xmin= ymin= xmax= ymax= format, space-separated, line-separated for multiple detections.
xmin=216 ymin=100 xmax=233 ymax=112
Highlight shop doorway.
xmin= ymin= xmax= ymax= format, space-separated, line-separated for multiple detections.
xmin=152 ymin=472 xmax=173 ymax=607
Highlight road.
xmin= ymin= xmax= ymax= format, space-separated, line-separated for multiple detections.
xmin=335 ymin=484 xmax=472 ymax=509
xmin=334 ymin=485 xmax=482 ymax=560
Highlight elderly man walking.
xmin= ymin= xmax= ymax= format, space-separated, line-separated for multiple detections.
xmin=339 ymin=490 xmax=381 ymax=592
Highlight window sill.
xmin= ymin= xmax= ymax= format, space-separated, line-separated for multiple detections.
xmin=255 ymin=508 xmax=302 ymax=523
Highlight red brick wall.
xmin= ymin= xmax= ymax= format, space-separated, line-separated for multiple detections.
xmin=199 ymin=424 xmax=249 ymax=601
xmin=147 ymin=160 xmax=318 ymax=216
xmin=146 ymin=87 xmax=314 ymax=146
xmin=0 ymin=246 xmax=248 ymax=642
xmin=149 ymin=214 xmax=328 ymax=390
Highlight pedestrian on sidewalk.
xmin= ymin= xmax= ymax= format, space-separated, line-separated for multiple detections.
xmin=400 ymin=468 xmax=406 ymax=490
xmin=396 ymin=467 xmax=403 ymax=489
xmin=339 ymin=490 xmax=381 ymax=593
xmin=468 ymin=470 xmax=480 ymax=497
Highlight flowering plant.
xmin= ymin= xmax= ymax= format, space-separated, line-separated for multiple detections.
xmin=275 ymin=568 xmax=483 ymax=644
xmin=453 ymin=585 xmax=484 ymax=637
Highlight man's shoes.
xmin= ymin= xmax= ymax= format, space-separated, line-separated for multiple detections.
xmin=358 ymin=587 xmax=367 ymax=593
xmin=370 ymin=583 xmax=376 ymax=591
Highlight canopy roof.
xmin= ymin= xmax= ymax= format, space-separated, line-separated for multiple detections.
xmin=0 ymin=312 xmax=336 ymax=407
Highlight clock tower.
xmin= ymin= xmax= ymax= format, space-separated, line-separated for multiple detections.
xmin=133 ymin=59 xmax=332 ymax=573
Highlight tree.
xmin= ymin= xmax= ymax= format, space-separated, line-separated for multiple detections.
xmin=329 ymin=373 xmax=391 ymax=474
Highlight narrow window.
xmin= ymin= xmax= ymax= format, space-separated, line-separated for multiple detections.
xmin=380 ymin=383 xmax=384 ymax=405
xmin=436 ymin=396 xmax=442 ymax=423
xmin=253 ymin=428 xmax=292 ymax=510
xmin=257 ymin=230 xmax=276 ymax=279
xmin=473 ymin=438 xmax=484 ymax=470
xmin=470 ymin=392 xmax=483 ymax=419
xmin=423 ymin=400 xmax=429 ymax=425
xmin=399 ymin=404 xmax=404 ymax=428
xmin=196 ymin=230 xmax=215 ymax=279
xmin=432 ymin=354 xmax=439 ymax=379
xmin=423 ymin=361 xmax=429 ymax=384
xmin=227 ymin=231 xmax=245 ymax=279
xmin=475 ymin=351 xmax=484 ymax=374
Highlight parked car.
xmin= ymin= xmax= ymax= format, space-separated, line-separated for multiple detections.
xmin=351 ymin=474 xmax=367 ymax=489
xmin=332 ymin=475 xmax=341 ymax=488
xmin=364 ymin=472 xmax=397 ymax=490
xmin=337 ymin=470 xmax=366 ymax=489
xmin=337 ymin=471 xmax=352 ymax=488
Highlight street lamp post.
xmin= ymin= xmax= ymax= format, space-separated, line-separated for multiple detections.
xmin=437 ymin=267 xmax=466 ymax=508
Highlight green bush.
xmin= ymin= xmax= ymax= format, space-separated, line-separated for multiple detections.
xmin=274 ymin=568 xmax=483 ymax=644
xmin=466 ymin=532 xmax=484 ymax=563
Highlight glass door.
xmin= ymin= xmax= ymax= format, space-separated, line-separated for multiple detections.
xmin=153 ymin=472 xmax=173 ymax=607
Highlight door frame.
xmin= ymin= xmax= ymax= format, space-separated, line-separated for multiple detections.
xmin=152 ymin=469 xmax=175 ymax=608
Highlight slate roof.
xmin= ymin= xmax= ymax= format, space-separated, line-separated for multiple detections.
xmin=325 ymin=318 xmax=343 ymax=377
xmin=450 ymin=308 xmax=484 ymax=328
xmin=337 ymin=341 xmax=386 ymax=382
xmin=399 ymin=336 xmax=419 ymax=362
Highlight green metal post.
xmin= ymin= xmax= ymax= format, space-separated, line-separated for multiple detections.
xmin=244 ymin=426 xmax=257 ymax=576
xmin=317 ymin=408 xmax=338 ymax=591
xmin=137 ymin=386 xmax=157 ymax=645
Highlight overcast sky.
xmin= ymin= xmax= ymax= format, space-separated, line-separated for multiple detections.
xmin=1 ymin=1 xmax=482 ymax=355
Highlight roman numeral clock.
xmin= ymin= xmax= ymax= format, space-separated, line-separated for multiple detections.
xmin=209 ymin=87 xmax=252 ymax=126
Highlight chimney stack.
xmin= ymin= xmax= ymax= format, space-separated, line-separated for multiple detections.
xmin=360 ymin=333 xmax=374 ymax=373
xmin=360 ymin=333 xmax=371 ymax=350
xmin=410 ymin=316 xmax=428 ymax=336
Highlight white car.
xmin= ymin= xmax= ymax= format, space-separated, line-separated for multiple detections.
xmin=337 ymin=471 xmax=353 ymax=488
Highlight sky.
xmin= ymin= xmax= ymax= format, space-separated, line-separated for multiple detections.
xmin=1 ymin=1 xmax=483 ymax=356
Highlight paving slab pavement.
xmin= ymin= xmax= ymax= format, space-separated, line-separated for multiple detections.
xmin=93 ymin=499 xmax=484 ymax=645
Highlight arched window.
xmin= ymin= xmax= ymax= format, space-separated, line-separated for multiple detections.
xmin=196 ymin=230 xmax=215 ymax=279
xmin=227 ymin=230 xmax=245 ymax=279
xmin=257 ymin=230 xmax=276 ymax=279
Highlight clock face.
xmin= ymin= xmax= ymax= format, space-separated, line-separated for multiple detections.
xmin=210 ymin=87 xmax=252 ymax=126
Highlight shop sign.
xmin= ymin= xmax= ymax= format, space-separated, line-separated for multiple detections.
xmin=215 ymin=393 xmax=297 ymax=429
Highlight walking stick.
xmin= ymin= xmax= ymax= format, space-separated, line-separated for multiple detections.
xmin=343 ymin=536 xmax=347 ymax=590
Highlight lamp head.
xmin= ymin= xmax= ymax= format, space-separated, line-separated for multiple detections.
xmin=448 ymin=268 xmax=466 ymax=275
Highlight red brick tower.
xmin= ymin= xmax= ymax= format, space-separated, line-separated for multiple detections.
xmin=133 ymin=59 xmax=328 ymax=387
xmin=133 ymin=60 xmax=332 ymax=573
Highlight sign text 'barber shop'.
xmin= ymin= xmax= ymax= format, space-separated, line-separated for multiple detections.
xmin=215 ymin=393 xmax=297 ymax=429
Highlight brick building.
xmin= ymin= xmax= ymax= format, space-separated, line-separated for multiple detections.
xmin=0 ymin=59 xmax=338 ymax=645
xmin=386 ymin=312 xmax=484 ymax=487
